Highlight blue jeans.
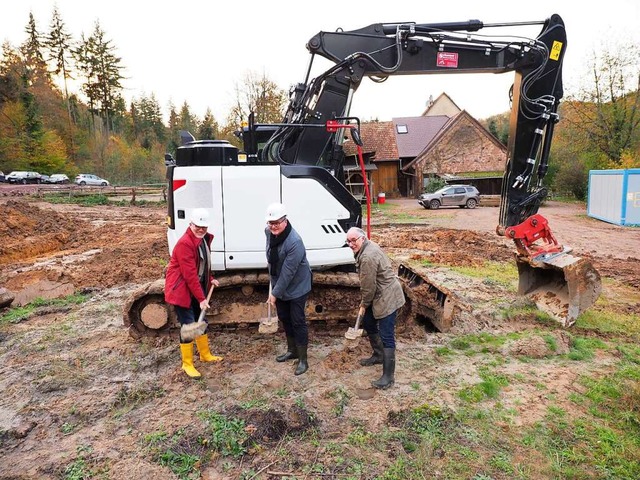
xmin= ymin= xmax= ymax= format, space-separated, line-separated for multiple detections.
xmin=275 ymin=293 xmax=309 ymax=346
xmin=362 ymin=307 xmax=396 ymax=348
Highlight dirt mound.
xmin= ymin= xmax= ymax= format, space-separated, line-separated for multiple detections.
xmin=0 ymin=200 xmax=81 ymax=264
xmin=374 ymin=226 xmax=513 ymax=267
xmin=0 ymin=200 xmax=167 ymax=304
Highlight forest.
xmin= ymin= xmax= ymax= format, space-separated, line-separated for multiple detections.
xmin=1 ymin=7 xmax=638 ymax=194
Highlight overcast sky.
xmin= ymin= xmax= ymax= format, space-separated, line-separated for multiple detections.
xmin=2 ymin=0 xmax=639 ymax=124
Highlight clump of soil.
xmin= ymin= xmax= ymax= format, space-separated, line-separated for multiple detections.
xmin=228 ymin=403 xmax=318 ymax=444
xmin=501 ymin=331 xmax=571 ymax=358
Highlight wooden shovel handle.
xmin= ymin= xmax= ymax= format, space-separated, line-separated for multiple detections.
xmin=197 ymin=283 xmax=215 ymax=323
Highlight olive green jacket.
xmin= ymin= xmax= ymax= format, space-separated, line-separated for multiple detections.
xmin=354 ymin=238 xmax=405 ymax=319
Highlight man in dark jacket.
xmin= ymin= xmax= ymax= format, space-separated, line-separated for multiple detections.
xmin=265 ymin=202 xmax=313 ymax=375
xmin=165 ymin=208 xmax=223 ymax=378
xmin=347 ymin=227 xmax=405 ymax=389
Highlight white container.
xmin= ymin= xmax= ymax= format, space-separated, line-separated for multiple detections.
xmin=587 ymin=168 xmax=640 ymax=226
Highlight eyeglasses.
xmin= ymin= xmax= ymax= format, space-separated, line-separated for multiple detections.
xmin=267 ymin=217 xmax=286 ymax=227
xmin=346 ymin=235 xmax=364 ymax=244
xmin=191 ymin=223 xmax=208 ymax=230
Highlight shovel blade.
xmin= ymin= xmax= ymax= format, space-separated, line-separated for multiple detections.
xmin=344 ymin=327 xmax=364 ymax=340
xmin=258 ymin=318 xmax=278 ymax=334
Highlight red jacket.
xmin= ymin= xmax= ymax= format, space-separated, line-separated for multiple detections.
xmin=164 ymin=228 xmax=213 ymax=308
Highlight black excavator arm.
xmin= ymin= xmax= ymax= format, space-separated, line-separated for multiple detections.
xmin=270 ymin=15 xmax=566 ymax=231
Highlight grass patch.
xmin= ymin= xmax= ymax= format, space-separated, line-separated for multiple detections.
xmin=567 ymin=335 xmax=607 ymax=361
xmin=62 ymin=445 xmax=107 ymax=480
xmin=445 ymin=332 xmax=521 ymax=356
xmin=197 ymin=410 xmax=248 ymax=458
xmin=146 ymin=411 xmax=250 ymax=479
xmin=41 ymin=192 xmax=165 ymax=207
xmin=501 ymin=304 xmax=558 ymax=326
xmin=524 ymin=355 xmax=640 ymax=479
xmin=434 ymin=346 xmax=454 ymax=356
xmin=43 ymin=193 xmax=111 ymax=206
xmin=369 ymin=202 xmax=426 ymax=223
xmin=328 ymin=386 xmax=351 ymax=417
xmin=158 ymin=450 xmax=200 ymax=479
xmin=0 ymin=293 xmax=90 ymax=325
xmin=113 ymin=384 xmax=165 ymax=412
xmin=458 ymin=368 xmax=510 ymax=403
xmin=449 ymin=261 xmax=518 ymax=290
xmin=576 ymin=309 xmax=640 ymax=338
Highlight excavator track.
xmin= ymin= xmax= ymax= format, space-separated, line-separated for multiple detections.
xmin=123 ymin=270 xmax=361 ymax=339
xmin=397 ymin=250 xmax=602 ymax=331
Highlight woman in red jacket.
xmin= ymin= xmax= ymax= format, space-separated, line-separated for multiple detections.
xmin=165 ymin=208 xmax=223 ymax=378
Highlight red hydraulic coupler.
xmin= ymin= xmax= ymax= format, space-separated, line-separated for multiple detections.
xmin=504 ymin=214 xmax=563 ymax=257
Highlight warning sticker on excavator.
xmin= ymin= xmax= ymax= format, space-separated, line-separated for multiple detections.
xmin=437 ymin=52 xmax=458 ymax=68
xmin=550 ymin=41 xmax=563 ymax=61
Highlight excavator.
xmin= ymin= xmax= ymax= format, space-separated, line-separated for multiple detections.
xmin=123 ymin=13 xmax=601 ymax=338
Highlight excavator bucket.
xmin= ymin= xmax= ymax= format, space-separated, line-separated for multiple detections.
xmin=516 ymin=251 xmax=601 ymax=327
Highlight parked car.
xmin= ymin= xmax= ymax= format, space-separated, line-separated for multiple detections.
xmin=418 ymin=184 xmax=480 ymax=209
xmin=6 ymin=171 xmax=42 ymax=184
xmin=0 ymin=171 xmax=5 ymax=182
xmin=47 ymin=174 xmax=70 ymax=184
xmin=75 ymin=174 xmax=110 ymax=186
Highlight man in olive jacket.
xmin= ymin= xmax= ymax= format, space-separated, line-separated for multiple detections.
xmin=347 ymin=227 xmax=405 ymax=389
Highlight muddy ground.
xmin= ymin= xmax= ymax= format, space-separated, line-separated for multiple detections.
xmin=0 ymin=196 xmax=639 ymax=479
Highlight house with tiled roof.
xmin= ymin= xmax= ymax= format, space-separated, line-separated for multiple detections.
xmin=401 ymin=111 xmax=507 ymax=195
xmin=342 ymin=121 xmax=399 ymax=200
xmin=343 ymin=92 xmax=506 ymax=198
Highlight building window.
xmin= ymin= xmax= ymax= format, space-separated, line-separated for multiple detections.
xmin=396 ymin=124 xmax=408 ymax=134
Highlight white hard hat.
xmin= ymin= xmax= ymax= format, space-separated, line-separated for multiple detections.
xmin=265 ymin=202 xmax=287 ymax=222
xmin=190 ymin=208 xmax=210 ymax=227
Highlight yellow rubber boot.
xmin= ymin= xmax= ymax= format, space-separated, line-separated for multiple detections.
xmin=180 ymin=342 xmax=201 ymax=378
xmin=195 ymin=334 xmax=223 ymax=363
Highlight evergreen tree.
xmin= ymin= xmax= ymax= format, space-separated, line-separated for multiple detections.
xmin=21 ymin=12 xmax=49 ymax=86
xmin=167 ymin=102 xmax=181 ymax=154
xmin=131 ymin=93 xmax=166 ymax=148
xmin=73 ymin=21 xmax=125 ymax=137
xmin=178 ymin=101 xmax=198 ymax=136
xmin=44 ymin=6 xmax=75 ymax=132
xmin=198 ymin=107 xmax=218 ymax=140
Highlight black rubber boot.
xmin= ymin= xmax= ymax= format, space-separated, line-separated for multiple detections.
xmin=294 ymin=344 xmax=308 ymax=376
xmin=359 ymin=334 xmax=384 ymax=366
xmin=276 ymin=336 xmax=298 ymax=362
xmin=372 ymin=348 xmax=395 ymax=390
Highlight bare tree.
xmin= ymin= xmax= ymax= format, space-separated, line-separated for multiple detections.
xmin=228 ymin=70 xmax=287 ymax=127
xmin=566 ymin=44 xmax=640 ymax=165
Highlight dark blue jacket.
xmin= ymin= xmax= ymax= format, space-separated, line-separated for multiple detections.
xmin=265 ymin=226 xmax=312 ymax=301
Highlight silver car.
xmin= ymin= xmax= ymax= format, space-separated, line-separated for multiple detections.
xmin=75 ymin=174 xmax=110 ymax=186
xmin=418 ymin=184 xmax=480 ymax=209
